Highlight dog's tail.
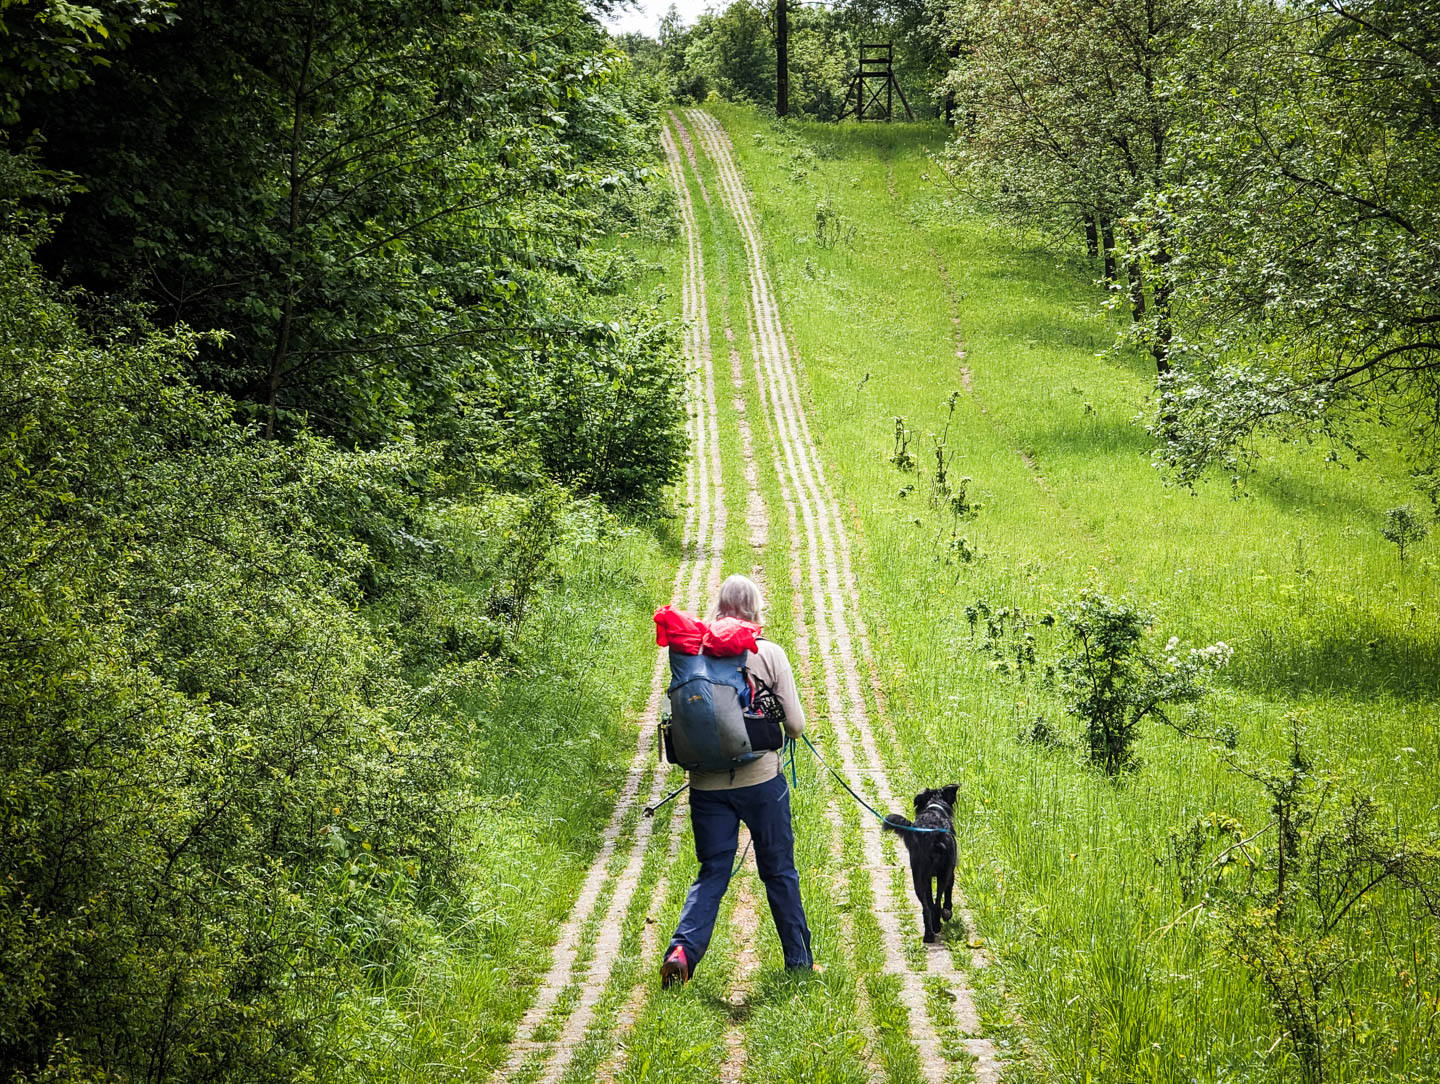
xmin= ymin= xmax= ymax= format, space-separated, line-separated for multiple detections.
xmin=883 ymin=812 xmax=927 ymax=854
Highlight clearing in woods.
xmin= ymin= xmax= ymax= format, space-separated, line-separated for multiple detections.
xmin=489 ymin=105 xmax=1439 ymax=1084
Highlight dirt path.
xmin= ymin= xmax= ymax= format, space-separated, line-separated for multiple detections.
xmin=491 ymin=118 xmax=727 ymax=1084
xmin=687 ymin=108 xmax=1001 ymax=1084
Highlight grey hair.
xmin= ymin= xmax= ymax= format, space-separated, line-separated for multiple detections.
xmin=713 ymin=573 xmax=764 ymax=623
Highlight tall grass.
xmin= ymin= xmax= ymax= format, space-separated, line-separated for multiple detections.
xmin=351 ymin=517 xmax=678 ymax=1081
xmin=708 ymin=101 xmax=1440 ymax=1083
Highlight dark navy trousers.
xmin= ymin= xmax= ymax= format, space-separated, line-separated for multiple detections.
xmin=669 ymin=772 xmax=813 ymax=972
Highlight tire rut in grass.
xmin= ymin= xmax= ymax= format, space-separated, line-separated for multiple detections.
xmin=593 ymin=799 xmax=685 ymax=1084
xmin=727 ymin=326 xmax=768 ymax=562
xmin=718 ymin=845 xmax=761 ymax=1084
xmin=492 ymin=116 xmax=727 ymax=1084
xmin=689 ymin=107 xmax=1001 ymax=1084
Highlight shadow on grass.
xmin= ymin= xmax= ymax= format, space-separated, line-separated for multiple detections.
xmin=1248 ymin=464 xmax=1393 ymax=524
xmin=1021 ymin=416 xmax=1154 ymax=462
xmin=680 ymin=961 xmax=831 ymax=1024
xmin=1232 ymin=625 xmax=1440 ymax=702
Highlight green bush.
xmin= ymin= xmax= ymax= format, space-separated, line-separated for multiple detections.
xmin=1057 ymin=591 xmax=1230 ymax=774
xmin=0 ymin=237 xmax=471 ymax=1081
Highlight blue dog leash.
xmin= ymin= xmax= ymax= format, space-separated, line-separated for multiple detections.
xmin=799 ymin=733 xmax=952 ymax=835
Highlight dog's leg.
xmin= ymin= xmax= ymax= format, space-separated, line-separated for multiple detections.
xmin=912 ymin=865 xmax=937 ymax=942
xmin=940 ymin=863 xmax=954 ymax=923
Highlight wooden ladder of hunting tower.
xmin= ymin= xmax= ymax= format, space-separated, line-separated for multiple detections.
xmin=840 ymin=42 xmax=913 ymax=122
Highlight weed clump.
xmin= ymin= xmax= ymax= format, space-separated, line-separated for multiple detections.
xmin=1166 ymin=715 xmax=1440 ymax=1082
xmin=814 ymin=197 xmax=855 ymax=249
xmin=890 ymin=416 xmax=916 ymax=471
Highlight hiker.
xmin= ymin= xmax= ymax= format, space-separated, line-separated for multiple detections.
xmin=661 ymin=573 xmax=813 ymax=986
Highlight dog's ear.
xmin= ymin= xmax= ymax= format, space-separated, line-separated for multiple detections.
xmin=941 ymin=783 xmax=959 ymax=807
xmin=913 ymin=789 xmax=933 ymax=813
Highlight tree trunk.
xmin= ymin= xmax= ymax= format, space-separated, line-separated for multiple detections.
xmin=1084 ymin=213 xmax=1099 ymax=260
xmin=265 ymin=1 xmax=318 ymax=438
xmin=1127 ymin=258 xmax=1147 ymax=325
xmin=943 ymin=41 xmax=959 ymax=126
xmin=1152 ymin=237 xmax=1173 ymax=374
xmin=776 ymin=0 xmax=788 ymax=118
xmin=1100 ymin=215 xmax=1117 ymax=283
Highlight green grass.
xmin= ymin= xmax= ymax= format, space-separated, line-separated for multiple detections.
xmin=703 ymin=101 xmax=1440 ymax=1084
xmin=352 ymin=518 xmax=679 ymax=1081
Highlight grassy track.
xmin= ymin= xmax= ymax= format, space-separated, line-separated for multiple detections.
xmin=481 ymin=103 xmax=1437 ymax=1084
xmin=704 ymin=102 xmax=1439 ymax=1083
xmin=481 ymin=105 xmax=1014 ymax=1084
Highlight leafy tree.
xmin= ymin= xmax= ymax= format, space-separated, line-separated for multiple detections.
xmin=0 ymin=1 xmax=690 ymax=1079
xmin=787 ymin=6 xmax=858 ymax=120
xmin=1145 ymin=0 xmax=1440 ymax=484
xmin=0 ymin=0 xmax=172 ymax=123
xmin=940 ymin=0 xmax=1230 ymax=369
xmin=683 ymin=0 xmax=776 ymax=106
xmin=21 ymin=0 xmax=681 ymax=484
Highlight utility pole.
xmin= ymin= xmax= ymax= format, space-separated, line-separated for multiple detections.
xmin=776 ymin=0 xmax=789 ymax=117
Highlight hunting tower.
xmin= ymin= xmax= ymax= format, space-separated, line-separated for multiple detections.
xmin=840 ymin=43 xmax=913 ymax=122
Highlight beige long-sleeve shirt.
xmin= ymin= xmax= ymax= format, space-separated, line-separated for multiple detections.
xmin=690 ymin=639 xmax=806 ymax=791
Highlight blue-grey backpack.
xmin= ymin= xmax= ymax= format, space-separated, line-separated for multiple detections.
xmin=664 ymin=649 xmax=768 ymax=773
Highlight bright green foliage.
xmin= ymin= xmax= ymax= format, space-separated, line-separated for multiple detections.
xmin=0 ymin=226 xmax=671 ymax=1079
xmin=942 ymin=0 xmax=1178 ymax=225
xmin=679 ymin=0 xmax=774 ymax=105
xmin=1176 ymin=718 xmax=1440 ymax=1081
xmin=1138 ymin=0 xmax=1440 ymax=482
xmin=694 ymin=100 xmax=1440 ymax=1084
xmin=1059 ymin=592 xmax=1229 ymax=775
xmin=0 ymin=237 xmax=459 ymax=1079
xmin=938 ymin=0 xmax=1230 ymax=360
xmin=641 ymin=0 xmax=946 ymax=120
xmin=978 ymin=590 xmax=1232 ymax=774
xmin=0 ymin=0 xmax=689 ymax=1078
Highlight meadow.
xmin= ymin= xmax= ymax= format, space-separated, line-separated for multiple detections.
xmin=700 ymin=102 xmax=1440 ymax=1083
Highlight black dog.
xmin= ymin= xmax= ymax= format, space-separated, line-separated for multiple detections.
xmin=883 ymin=784 xmax=958 ymax=943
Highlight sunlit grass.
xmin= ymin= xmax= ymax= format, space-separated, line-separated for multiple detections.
xmin=359 ymin=519 xmax=679 ymax=1080
xmin=708 ymin=100 xmax=1440 ymax=1084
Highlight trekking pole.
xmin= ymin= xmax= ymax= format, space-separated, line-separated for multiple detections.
xmin=644 ymin=782 xmax=689 ymax=818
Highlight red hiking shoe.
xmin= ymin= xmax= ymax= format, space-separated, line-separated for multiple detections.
xmin=660 ymin=945 xmax=689 ymax=988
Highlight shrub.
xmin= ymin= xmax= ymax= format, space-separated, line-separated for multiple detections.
xmin=537 ymin=309 xmax=687 ymax=510
xmin=0 ymin=238 xmax=471 ymax=1082
xmin=1381 ymin=504 xmax=1428 ymax=563
xmin=1172 ymin=717 xmax=1440 ymax=1082
xmin=1056 ymin=591 xmax=1230 ymax=774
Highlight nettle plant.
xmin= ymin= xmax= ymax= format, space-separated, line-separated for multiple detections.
xmin=890 ymin=415 xmax=916 ymax=471
xmin=895 ymin=392 xmax=982 ymax=576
